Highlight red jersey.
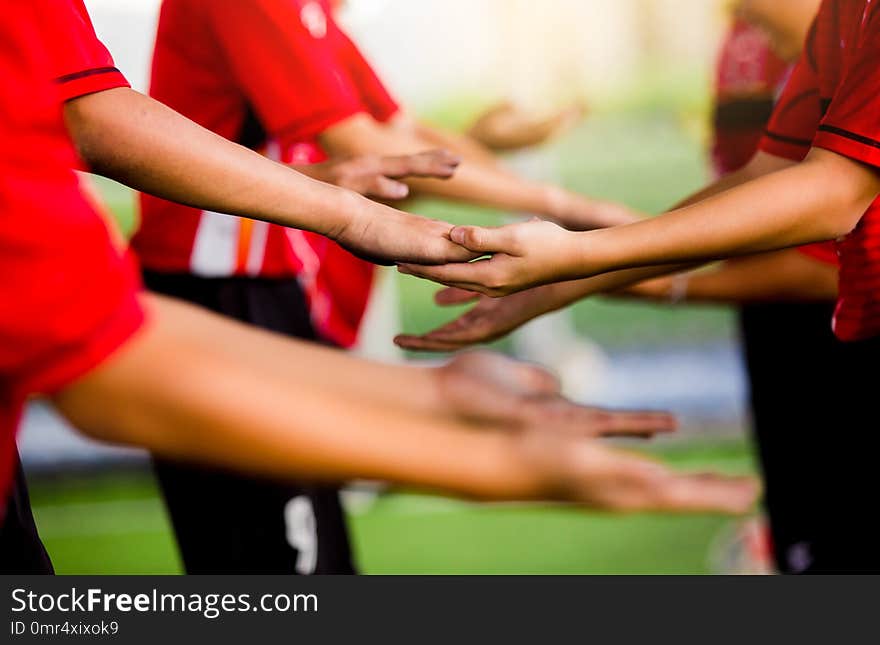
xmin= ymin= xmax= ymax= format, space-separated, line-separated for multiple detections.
xmin=713 ymin=20 xmax=792 ymax=176
xmin=0 ymin=4 xmax=145 ymax=516
xmin=133 ymin=0 xmax=401 ymax=347
xmin=759 ymin=0 xmax=880 ymax=341
xmin=39 ymin=0 xmax=131 ymax=103
xmin=714 ymin=20 xmax=839 ymax=267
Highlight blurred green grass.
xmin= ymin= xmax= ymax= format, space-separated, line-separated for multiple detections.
xmin=30 ymin=439 xmax=756 ymax=575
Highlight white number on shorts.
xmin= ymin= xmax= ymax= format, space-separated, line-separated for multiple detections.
xmin=284 ymin=496 xmax=318 ymax=575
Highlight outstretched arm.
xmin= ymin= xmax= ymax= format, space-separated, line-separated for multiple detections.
xmin=51 ymin=294 xmax=756 ymax=512
xmin=321 ymin=113 xmax=639 ymax=230
xmin=399 ymin=149 xmax=877 ymax=295
xmin=63 ymin=87 xmax=474 ymax=265
xmin=394 ymin=153 xmax=836 ymax=351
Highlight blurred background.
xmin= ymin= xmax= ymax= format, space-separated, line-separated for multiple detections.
xmin=20 ymin=0 xmax=761 ymax=574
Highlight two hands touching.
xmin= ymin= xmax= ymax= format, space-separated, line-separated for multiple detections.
xmin=311 ymin=151 xmax=635 ymax=268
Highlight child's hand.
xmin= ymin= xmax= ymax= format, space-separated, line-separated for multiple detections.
xmin=434 ymin=351 xmax=677 ymax=439
xmin=398 ymin=219 xmax=584 ymax=296
xmin=305 ymin=149 xmax=460 ymax=200
xmin=395 ymin=286 xmax=558 ymax=352
xmin=333 ymin=208 xmax=479 ymax=266
xmin=519 ymin=433 xmax=760 ymax=513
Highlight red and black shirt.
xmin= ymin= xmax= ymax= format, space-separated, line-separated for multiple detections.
xmin=133 ymin=0 xmax=401 ymax=347
xmin=759 ymin=0 xmax=880 ymax=341
xmin=0 ymin=2 xmax=145 ymax=516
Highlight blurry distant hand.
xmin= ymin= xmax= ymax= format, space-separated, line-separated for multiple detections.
xmin=520 ymin=432 xmax=760 ymax=513
xmin=302 ymin=149 xmax=460 ymax=200
xmin=467 ymin=101 xmax=586 ymax=152
xmin=435 ymin=351 xmax=676 ymax=439
xmin=395 ymin=286 xmax=559 ymax=352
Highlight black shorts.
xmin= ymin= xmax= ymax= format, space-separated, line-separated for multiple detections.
xmin=0 ymin=455 xmax=54 ymax=574
xmin=143 ymin=271 xmax=356 ymax=575
xmin=740 ymin=302 xmax=880 ymax=574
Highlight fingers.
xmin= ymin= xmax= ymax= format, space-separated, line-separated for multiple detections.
xmin=394 ymin=334 xmax=468 ymax=352
xmin=571 ymin=446 xmax=760 ymax=514
xmin=449 ymin=225 xmax=521 ymax=255
xmin=398 ymin=258 xmax=501 ymax=294
xmin=366 ymin=175 xmax=410 ymax=200
xmin=648 ymin=472 xmax=760 ymax=514
xmin=526 ymin=399 xmax=677 ymax=439
xmin=586 ymin=409 xmax=678 ymax=438
xmin=381 ymin=149 xmax=461 ymax=179
xmin=434 ymin=287 xmax=480 ymax=306
xmin=394 ymin=310 xmax=497 ymax=352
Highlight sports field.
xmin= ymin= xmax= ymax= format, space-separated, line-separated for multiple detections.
xmin=30 ymin=94 xmax=760 ymax=575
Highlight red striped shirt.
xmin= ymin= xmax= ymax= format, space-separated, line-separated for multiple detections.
xmin=759 ymin=0 xmax=880 ymax=341
xmin=0 ymin=3 xmax=145 ymax=516
xmin=132 ymin=0 xmax=400 ymax=348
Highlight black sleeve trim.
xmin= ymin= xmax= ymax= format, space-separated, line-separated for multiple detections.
xmin=55 ymin=66 xmax=121 ymax=85
xmin=818 ymin=125 xmax=880 ymax=150
xmin=763 ymin=130 xmax=813 ymax=147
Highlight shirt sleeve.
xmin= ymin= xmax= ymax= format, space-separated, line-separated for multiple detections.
xmin=0 ymin=6 xmax=145 ymax=401
xmin=204 ymin=0 xmax=374 ymax=142
xmin=812 ymin=10 xmax=880 ymax=169
xmin=758 ymin=21 xmax=823 ymax=161
xmin=46 ymin=0 xmax=130 ymax=101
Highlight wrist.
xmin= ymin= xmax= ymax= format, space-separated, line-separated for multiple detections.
xmin=540 ymin=185 xmax=572 ymax=222
xmin=563 ymin=228 xmax=618 ymax=279
xmin=317 ymin=184 xmax=369 ymax=240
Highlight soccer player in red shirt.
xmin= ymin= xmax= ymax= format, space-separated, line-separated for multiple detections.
xmin=0 ymin=5 xmax=762 ymax=576
xmin=401 ymin=0 xmax=880 ymax=324
xmin=398 ymin=0 xmax=880 ymax=572
xmin=6 ymin=0 xmax=474 ymax=574
xmin=131 ymin=0 xmax=642 ymax=573
xmin=398 ymin=1 xmax=867 ymax=574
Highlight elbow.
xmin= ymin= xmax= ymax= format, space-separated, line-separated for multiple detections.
xmin=804 ymin=149 xmax=880 ymax=239
xmin=63 ymin=95 xmax=111 ymax=172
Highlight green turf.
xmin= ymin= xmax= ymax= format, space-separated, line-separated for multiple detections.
xmin=28 ymin=440 xmax=756 ymax=575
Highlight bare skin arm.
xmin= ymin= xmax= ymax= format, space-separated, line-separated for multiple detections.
xmin=291 ymin=149 xmax=461 ymax=201
xmin=619 ymin=249 xmax=837 ymax=303
xmin=63 ymin=87 xmax=476 ymax=265
xmin=320 ymin=113 xmax=639 ymax=230
xmin=50 ymin=294 xmax=756 ymax=512
xmin=394 ymin=153 xmax=837 ymax=351
xmin=398 ymin=149 xmax=878 ymax=295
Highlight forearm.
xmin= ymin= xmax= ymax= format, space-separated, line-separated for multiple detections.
xmin=618 ymin=250 xmax=838 ymax=304
xmin=144 ymin=293 xmax=448 ymax=416
xmin=671 ymin=152 xmax=798 ymax=209
xmin=322 ymin=115 xmax=621 ymax=226
xmin=51 ymin=295 xmax=542 ymax=501
xmin=519 ymin=265 xmax=698 ymax=317
xmin=64 ymin=87 xmax=365 ymax=238
xmin=575 ymin=150 xmax=877 ymax=277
